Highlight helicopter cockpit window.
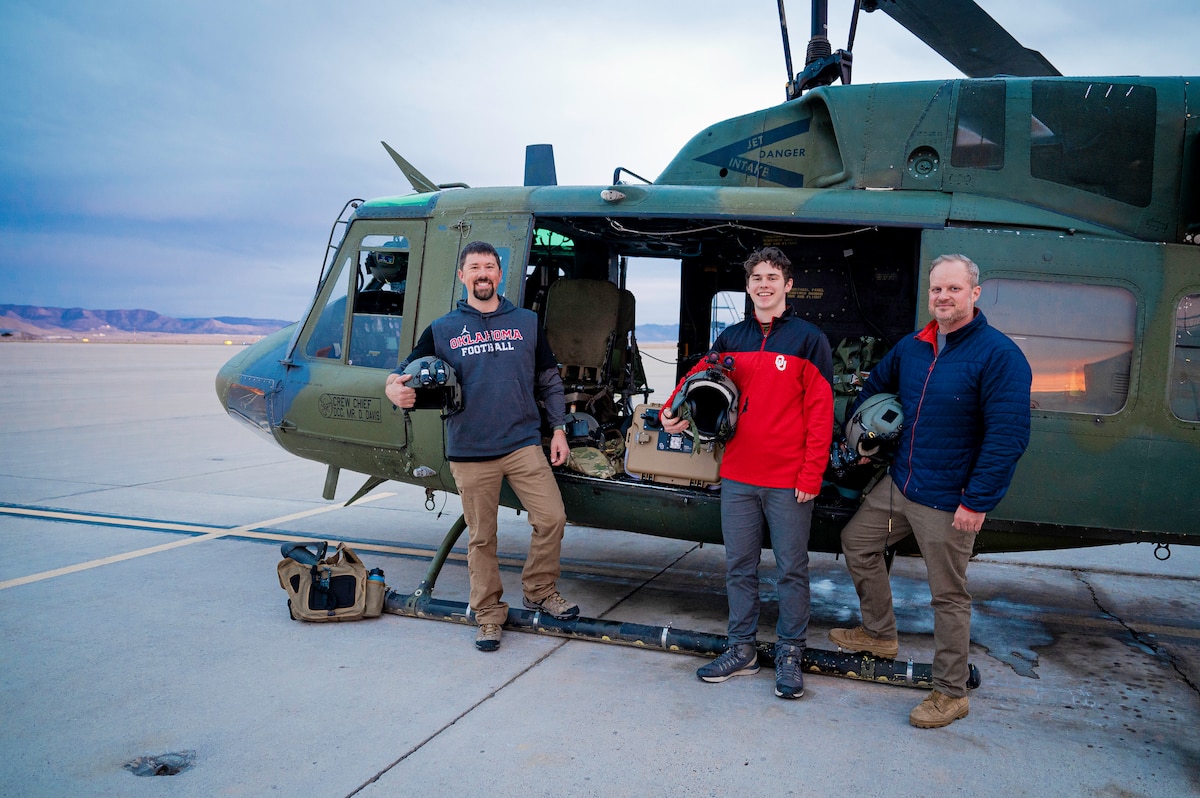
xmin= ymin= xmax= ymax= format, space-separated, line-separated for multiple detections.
xmin=1170 ymin=293 xmax=1200 ymax=422
xmin=952 ymin=81 xmax=1006 ymax=170
xmin=348 ymin=235 xmax=409 ymax=369
xmin=304 ymin=251 xmax=352 ymax=360
xmin=978 ymin=279 xmax=1135 ymax=414
xmin=1030 ymin=81 xmax=1156 ymax=208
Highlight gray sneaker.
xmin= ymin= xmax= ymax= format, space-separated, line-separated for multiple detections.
xmin=774 ymin=643 xmax=805 ymax=699
xmin=696 ymin=643 xmax=760 ymax=683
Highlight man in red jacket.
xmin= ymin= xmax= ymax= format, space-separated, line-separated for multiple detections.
xmin=662 ymin=247 xmax=833 ymax=699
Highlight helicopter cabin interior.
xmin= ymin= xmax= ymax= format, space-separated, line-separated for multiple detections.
xmin=521 ymin=219 xmax=920 ymax=442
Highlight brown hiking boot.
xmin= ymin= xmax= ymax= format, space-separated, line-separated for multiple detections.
xmin=475 ymin=623 xmax=502 ymax=652
xmin=910 ymin=690 xmax=970 ymax=728
xmin=828 ymin=626 xmax=899 ymax=659
xmin=523 ymin=591 xmax=580 ymax=620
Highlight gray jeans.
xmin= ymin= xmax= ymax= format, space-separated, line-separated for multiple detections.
xmin=720 ymin=478 xmax=813 ymax=648
xmin=839 ymin=478 xmax=976 ymax=697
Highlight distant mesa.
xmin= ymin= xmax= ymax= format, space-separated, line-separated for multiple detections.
xmin=1 ymin=303 xmax=677 ymax=344
xmin=0 ymin=304 xmax=292 ymax=342
xmin=634 ymin=323 xmax=678 ymax=343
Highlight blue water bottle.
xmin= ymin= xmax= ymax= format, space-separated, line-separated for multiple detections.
xmin=365 ymin=568 xmax=386 ymax=617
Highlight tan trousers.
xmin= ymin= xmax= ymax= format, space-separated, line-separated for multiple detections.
xmin=839 ymin=478 xmax=976 ymax=697
xmin=448 ymin=445 xmax=567 ymax=626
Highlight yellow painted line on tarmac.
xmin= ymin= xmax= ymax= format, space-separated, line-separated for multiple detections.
xmin=225 ymin=526 xmax=464 ymax=561
xmin=0 ymin=505 xmax=221 ymax=535
xmin=0 ymin=495 xmax=395 ymax=591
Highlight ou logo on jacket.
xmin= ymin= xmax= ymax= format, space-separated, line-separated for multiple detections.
xmin=775 ymin=355 xmax=787 ymax=371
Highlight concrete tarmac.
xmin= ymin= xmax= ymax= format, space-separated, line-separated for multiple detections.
xmin=1 ymin=342 xmax=1198 ymax=797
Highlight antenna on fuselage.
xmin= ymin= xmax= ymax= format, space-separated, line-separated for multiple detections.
xmin=524 ymin=144 xmax=557 ymax=187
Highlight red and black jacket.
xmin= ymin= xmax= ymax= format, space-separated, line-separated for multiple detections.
xmin=666 ymin=307 xmax=834 ymax=493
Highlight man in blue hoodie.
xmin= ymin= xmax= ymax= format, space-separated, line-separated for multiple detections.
xmin=385 ymin=241 xmax=578 ymax=652
xmin=829 ymin=254 xmax=1032 ymax=728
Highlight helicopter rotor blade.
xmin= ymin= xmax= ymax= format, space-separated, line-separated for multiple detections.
xmin=864 ymin=0 xmax=1060 ymax=78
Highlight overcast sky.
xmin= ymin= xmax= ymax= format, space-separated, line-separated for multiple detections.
xmin=1 ymin=0 xmax=1196 ymax=325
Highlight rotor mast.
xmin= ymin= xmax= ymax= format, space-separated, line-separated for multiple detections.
xmin=783 ymin=0 xmax=855 ymax=99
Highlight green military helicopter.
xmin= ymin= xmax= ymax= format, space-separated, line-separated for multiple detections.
xmin=217 ymin=0 xmax=1199 ymax=573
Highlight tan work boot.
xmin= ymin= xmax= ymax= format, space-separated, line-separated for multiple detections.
xmin=828 ymin=626 xmax=899 ymax=659
xmin=523 ymin=590 xmax=580 ymax=620
xmin=475 ymin=623 xmax=502 ymax=652
xmin=909 ymin=690 xmax=970 ymax=728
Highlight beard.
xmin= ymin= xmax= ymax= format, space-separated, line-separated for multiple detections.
xmin=933 ymin=304 xmax=967 ymax=326
xmin=471 ymin=280 xmax=496 ymax=301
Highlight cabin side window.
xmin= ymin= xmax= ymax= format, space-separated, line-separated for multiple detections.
xmin=1030 ymin=81 xmax=1156 ymax=208
xmin=1171 ymin=293 xmax=1200 ymax=422
xmin=710 ymin=290 xmax=746 ymax=346
xmin=978 ymin=279 xmax=1135 ymax=414
xmin=952 ymin=81 xmax=1006 ymax=170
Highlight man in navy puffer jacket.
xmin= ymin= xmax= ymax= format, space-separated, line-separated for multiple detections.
xmin=829 ymin=254 xmax=1031 ymax=729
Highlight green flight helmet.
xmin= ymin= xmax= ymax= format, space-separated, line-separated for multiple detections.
xmin=668 ymin=365 xmax=739 ymax=444
xmin=846 ymin=392 xmax=904 ymax=457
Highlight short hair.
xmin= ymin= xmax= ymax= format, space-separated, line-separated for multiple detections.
xmin=743 ymin=246 xmax=792 ymax=282
xmin=929 ymin=254 xmax=980 ymax=287
xmin=458 ymin=240 xmax=501 ymax=270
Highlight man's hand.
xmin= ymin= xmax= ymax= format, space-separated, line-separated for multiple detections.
xmin=795 ymin=489 xmax=816 ymax=503
xmin=953 ymin=505 xmax=985 ymax=533
xmin=550 ymin=429 xmax=569 ymax=467
xmin=658 ymin=405 xmax=689 ymax=434
xmin=384 ymin=372 xmax=417 ymax=409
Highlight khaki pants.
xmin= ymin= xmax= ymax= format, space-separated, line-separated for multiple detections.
xmin=448 ymin=446 xmax=567 ymax=626
xmin=840 ymin=478 xmax=976 ymax=697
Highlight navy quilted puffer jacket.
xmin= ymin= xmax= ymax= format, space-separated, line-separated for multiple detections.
xmin=852 ymin=311 xmax=1032 ymax=513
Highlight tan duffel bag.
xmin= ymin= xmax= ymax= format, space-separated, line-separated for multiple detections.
xmin=277 ymin=541 xmax=378 ymax=622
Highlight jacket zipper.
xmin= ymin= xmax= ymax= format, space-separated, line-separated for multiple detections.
xmin=902 ymin=344 xmax=938 ymax=496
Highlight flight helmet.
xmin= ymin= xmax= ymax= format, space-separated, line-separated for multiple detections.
xmin=668 ymin=355 xmax=739 ymax=444
xmin=401 ymin=358 xmax=463 ymax=416
xmin=845 ymin=392 xmax=904 ymax=457
xmin=366 ymin=250 xmax=408 ymax=284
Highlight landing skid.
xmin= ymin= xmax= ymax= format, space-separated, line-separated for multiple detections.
xmin=387 ymin=513 xmax=982 ymax=691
